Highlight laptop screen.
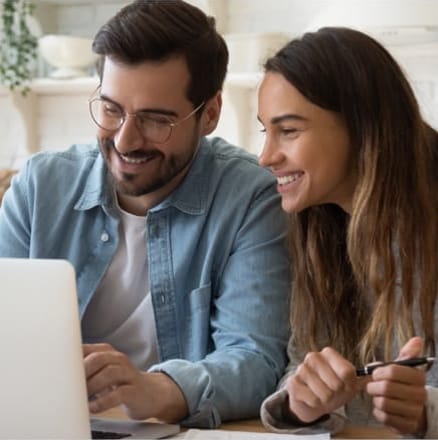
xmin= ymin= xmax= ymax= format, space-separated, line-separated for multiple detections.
xmin=0 ymin=258 xmax=91 ymax=439
xmin=0 ymin=258 xmax=180 ymax=440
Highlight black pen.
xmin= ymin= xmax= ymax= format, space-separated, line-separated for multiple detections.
xmin=356 ymin=356 xmax=436 ymax=376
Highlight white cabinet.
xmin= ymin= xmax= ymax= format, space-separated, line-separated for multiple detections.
xmin=0 ymin=78 xmax=99 ymax=167
xmin=0 ymin=73 xmax=264 ymax=169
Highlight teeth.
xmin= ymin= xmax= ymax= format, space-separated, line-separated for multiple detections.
xmin=277 ymin=173 xmax=303 ymax=185
xmin=120 ymin=155 xmax=152 ymax=164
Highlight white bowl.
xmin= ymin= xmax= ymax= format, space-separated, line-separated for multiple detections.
xmin=38 ymin=35 xmax=98 ymax=79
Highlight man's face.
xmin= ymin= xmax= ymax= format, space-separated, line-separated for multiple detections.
xmin=96 ymin=56 xmax=205 ymax=208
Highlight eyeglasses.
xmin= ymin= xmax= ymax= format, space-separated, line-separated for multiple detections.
xmin=88 ymin=92 xmax=205 ymax=144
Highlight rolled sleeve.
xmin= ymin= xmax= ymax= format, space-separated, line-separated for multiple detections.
xmin=260 ymin=388 xmax=346 ymax=434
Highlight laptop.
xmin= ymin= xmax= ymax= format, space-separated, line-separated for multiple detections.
xmin=0 ymin=258 xmax=180 ymax=439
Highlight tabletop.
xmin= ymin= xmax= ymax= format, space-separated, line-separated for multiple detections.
xmin=97 ymin=407 xmax=399 ymax=439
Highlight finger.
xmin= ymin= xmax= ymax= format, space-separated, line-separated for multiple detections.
xmin=286 ymin=378 xmax=321 ymax=412
xmin=89 ymin=386 xmax=123 ymax=413
xmin=87 ymin=363 xmax=129 ymax=397
xmin=303 ymin=352 xmax=341 ymax=389
xmin=373 ymin=407 xmax=421 ymax=434
xmin=320 ymin=347 xmax=356 ymax=389
xmin=372 ymin=364 xmax=427 ymax=386
xmin=84 ymin=350 xmax=127 ymax=379
xmin=286 ymin=378 xmax=327 ymax=423
xmin=84 ymin=351 xmax=114 ymax=379
xmin=372 ymin=395 xmax=424 ymax=419
xmin=367 ymin=380 xmax=427 ymax=404
xmin=83 ymin=343 xmax=115 ymax=357
xmin=306 ymin=349 xmax=356 ymax=392
xmin=295 ymin=361 xmax=339 ymax=407
xmin=397 ymin=337 xmax=424 ymax=361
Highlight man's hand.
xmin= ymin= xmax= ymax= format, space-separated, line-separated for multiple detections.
xmin=366 ymin=337 xmax=428 ymax=435
xmin=285 ymin=347 xmax=359 ymax=424
xmin=83 ymin=343 xmax=188 ymax=423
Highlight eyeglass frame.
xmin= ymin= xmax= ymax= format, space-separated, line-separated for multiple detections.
xmin=88 ymin=87 xmax=205 ymax=144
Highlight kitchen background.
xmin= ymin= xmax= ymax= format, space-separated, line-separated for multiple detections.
xmin=0 ymin=0 xmax=437 ymax=168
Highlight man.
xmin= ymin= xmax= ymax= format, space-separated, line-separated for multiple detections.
xmin=0 ymin=0 xmax=290 ymax=429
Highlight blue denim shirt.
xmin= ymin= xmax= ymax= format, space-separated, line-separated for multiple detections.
xmin=0 ymin=137 xmax=290 ymax=428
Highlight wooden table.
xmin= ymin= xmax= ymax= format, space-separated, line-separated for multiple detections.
xmin=221 ymin=419 xmax=397 ymax=438
xmin=98 ymin=407 xmax=399 ymax=438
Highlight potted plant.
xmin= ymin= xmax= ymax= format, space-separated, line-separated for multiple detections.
xmin=0 ymin=0 xmax=38 ymax=95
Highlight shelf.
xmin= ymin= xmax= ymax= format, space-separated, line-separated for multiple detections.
xmin=1 ymin=72 xmax=261 ymax=97
xmin=0 ymin=76 xmax=98 ymax=97
xmin=30 ymin=76 xmax=100 ymax=94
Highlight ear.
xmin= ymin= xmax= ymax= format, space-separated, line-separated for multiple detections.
xmin=200 ymin=92 xmax=222 ymax=136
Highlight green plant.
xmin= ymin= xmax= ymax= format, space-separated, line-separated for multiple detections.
xmin=0 ymin=0 xmax=37 ymax=94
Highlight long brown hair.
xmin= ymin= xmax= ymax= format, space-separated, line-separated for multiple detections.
xmin=265 ymin=27 xmax=438 ymax=364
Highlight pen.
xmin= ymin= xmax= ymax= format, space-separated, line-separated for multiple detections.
xmin=356 ymin=356 xmax=436 ymax=376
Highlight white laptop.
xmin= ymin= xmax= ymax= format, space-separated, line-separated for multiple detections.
xmin=0 ymin=258 xmax=180 ymax=439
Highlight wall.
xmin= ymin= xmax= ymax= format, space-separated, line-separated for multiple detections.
xmin=1 ymin=0 xmax=437 ymax=167
xmin=34 ymin=1 xmax=128 ymax=39
xmin=42 ymin=0 xmax=438 ymax=37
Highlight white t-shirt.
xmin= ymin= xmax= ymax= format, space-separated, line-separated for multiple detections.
xmin=81 ymin=207 xmax=159 ymax=370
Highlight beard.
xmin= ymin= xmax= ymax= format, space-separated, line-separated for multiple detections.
xmin=98 ymin=137 xmax=198 ymax=197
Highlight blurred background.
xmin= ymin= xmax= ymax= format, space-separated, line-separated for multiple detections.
xmin=0 ymin=0 xmax=437 ymax=168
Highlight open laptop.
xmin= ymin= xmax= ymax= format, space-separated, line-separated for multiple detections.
xmin=0 ymin=258 xmax=180 ymax=439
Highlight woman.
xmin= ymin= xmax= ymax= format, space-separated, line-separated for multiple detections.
xmin=257 ymin=27 xmax=438 ymax=437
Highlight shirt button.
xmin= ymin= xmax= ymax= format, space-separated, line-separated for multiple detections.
xmin=100 ymin=232 xmax=109 ymax=242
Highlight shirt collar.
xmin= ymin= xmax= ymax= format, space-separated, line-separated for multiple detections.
xmin=74 ymin=150 xmax=115 ymax=212
xmin=150 ymin=137 xmax=210 ymax=216
xmin=74 ymin=138 xmax=211 ymax=216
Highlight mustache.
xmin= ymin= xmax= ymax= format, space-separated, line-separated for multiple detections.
xmin=100 ymin=138 xmax=163 ymax=159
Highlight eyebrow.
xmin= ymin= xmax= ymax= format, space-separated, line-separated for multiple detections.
xmin=257 ymin=113 xmax=308 ymax=125
xmin=99 ymin=93 xmax=178 ymax=117
xmin=272 ymin=113 xmax=308 ymax=124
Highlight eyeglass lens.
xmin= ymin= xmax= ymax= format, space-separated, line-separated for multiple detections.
xmin=89 ymin=99 xmax=173 ymax=143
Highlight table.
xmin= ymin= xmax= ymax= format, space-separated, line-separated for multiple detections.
xmin=97 ymin=407 xmax=399 ymax=438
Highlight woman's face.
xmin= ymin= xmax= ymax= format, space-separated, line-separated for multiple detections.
xmin=258 ymin=72 xmax=357 ymax=214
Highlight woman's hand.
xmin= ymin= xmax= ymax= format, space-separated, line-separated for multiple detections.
xmin=366 ymin=337 xmax=427 ymax=435
xmin=285 ymin=347 xmax=359 ymax=424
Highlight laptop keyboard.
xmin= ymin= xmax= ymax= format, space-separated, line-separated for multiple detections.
xmin=91 ymin=430 xmax=132 ymax=439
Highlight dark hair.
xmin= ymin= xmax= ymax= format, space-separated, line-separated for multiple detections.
xmin=264 ymin=27 xmax=438 ymax=364
xmin=92 ymin=0 xmax=228 ymax=108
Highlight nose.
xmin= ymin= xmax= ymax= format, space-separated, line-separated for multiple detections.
xmin=258 ymin=135 xmax=284 ymax=168
xmin=113 ymin=114 xmax=145 ymax=154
